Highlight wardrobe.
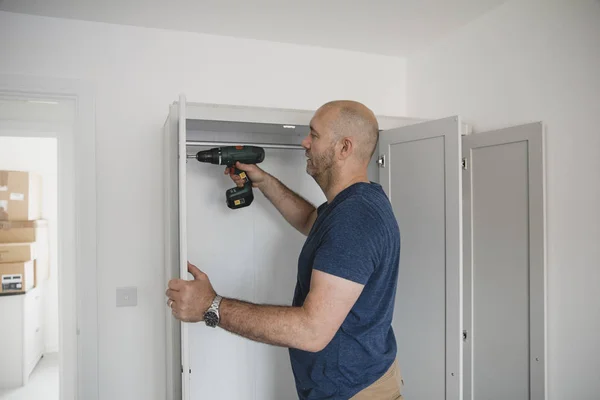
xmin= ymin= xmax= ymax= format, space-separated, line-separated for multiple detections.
xmin=164 ymin=95 xmax=546 ymax=400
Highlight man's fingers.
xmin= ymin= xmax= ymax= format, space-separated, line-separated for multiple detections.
xmin=236 ymin=161 xmax=252 ymax=171
xmin=226 ymin=163 xmax=251 ymax=174
xmin=168 ymin=279 xmax=184 ymax=290
xmin=165 ymin=289 xmax=181 ymax=301
xmin=188 ymin=261 xmax=205 ymax=280
xmin=225 ymin=166 xmax=245 ymax=188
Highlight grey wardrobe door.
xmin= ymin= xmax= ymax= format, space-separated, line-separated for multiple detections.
xmin=462 ymin=122 xmax=545 ymax=400
xmin=380 ymin=116 xmax=463 ymax=400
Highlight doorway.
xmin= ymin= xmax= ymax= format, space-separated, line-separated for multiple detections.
xmin=0 ymin=135 xmax=59 ymax=399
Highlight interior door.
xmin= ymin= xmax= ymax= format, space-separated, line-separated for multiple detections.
xmin=462 ymin=122 xmax=545 ymax=400
xmin=164 ymin=94 xmax=189 ymax=400
xmin=379 ymin=117 xmax=463 ymax=400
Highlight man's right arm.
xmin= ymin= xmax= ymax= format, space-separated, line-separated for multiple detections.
xmin=258 ymin=174 xmax=318 ymax=236
xmin=227 ymin=162 xmax=317 ymax=236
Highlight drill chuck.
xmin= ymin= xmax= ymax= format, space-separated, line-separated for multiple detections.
xmin=195 ymin=148 xmax=221 ymax=164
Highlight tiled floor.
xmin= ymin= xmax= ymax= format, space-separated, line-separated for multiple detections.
xmin=0 ymin=352 xmax=59 ymax=400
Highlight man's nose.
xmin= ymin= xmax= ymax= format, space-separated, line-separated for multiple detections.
xmin=301 ymin=136 xmax=310 ymax=149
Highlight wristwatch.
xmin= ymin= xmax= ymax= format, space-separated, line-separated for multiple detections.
xmin=204 ymin=295 xmax=222 ymax=328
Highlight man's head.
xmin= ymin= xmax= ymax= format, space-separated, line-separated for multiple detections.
xmin=302 ymin=100 xmax=379 ymax=186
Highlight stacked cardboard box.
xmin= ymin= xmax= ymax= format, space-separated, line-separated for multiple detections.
xmin=0 ymin=171 xmax=49 ymax=294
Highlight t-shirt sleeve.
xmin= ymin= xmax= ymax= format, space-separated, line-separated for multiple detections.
xmin=312 ymin=203 xmax=380 ymax=285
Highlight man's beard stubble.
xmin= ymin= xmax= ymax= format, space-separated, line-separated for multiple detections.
xmin=307 ymin=145 xmax=337 ymax=192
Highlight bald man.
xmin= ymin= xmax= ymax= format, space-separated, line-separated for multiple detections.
xmin=166 ymin=101 xmax=403 ymax=399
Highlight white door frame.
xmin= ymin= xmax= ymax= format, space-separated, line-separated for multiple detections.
xmin=0 ymin=74 xmax=98 ymax=400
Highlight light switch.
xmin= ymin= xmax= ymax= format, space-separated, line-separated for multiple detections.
xmin=116 ymin=287 xmax=137 ymax=307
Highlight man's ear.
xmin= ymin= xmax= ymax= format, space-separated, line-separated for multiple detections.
xmin=339 ymin=137 xmax=353 ymax=160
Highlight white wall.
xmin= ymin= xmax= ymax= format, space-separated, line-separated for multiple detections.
xmin=407 ymin=1 xmax=600 ymax=398
xmin=0 ymin=136 xmax=59 ymax=353
xmin=0 ymin=11 xmax=407 ymax=399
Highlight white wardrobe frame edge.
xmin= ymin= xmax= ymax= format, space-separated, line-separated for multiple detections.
xmin=179 ymin=100 xmax=426 ymax=131
xmin=165 ymin=94 xmax=427 ymax=400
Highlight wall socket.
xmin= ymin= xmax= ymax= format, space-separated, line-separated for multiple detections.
xmin=116 ymin=287 xmax=137 ymax=307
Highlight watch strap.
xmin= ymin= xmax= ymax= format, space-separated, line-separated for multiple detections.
xmin=210 ymin=295 xmax=223 ymax=311
xmin=204 ymin=295 xmax=222 ymax=327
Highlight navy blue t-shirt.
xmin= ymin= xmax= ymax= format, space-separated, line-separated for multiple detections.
xmin=289 ymin=182 xmax=401 ymax=399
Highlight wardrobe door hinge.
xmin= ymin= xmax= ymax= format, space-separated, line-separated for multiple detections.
xmin=462 ymin=158 xmax=468 ymax=170
xmin=181 ymin=365 xmax=192 ymax=374
xmin=377 ymin=155 xmax=385 ymax=168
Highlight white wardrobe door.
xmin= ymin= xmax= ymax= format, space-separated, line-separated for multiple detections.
xmin=186 ymin=146 xmax=324 ymax=400
xmin=176 ymin=95 xmax=191 ymax=400
xmin=164 ymin=95 xmax=187 ymax=400
xmin=379 ymin=117 xmax=463 ymax=400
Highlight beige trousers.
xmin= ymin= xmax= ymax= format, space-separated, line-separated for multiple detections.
xmin=349 ymin=360 xmax=404 ymax=400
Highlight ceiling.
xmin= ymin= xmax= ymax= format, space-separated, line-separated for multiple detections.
xmin=0 ymin=0 xmax=507 ymax=57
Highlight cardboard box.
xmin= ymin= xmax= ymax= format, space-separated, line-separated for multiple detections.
xmin=0 ymin=220 xmax=48 ymax=243
xmin=0 ymin=220 xmax=49 ymax=282
xmin=0 ymin=171 xmax=42 ymax=221
xmin=0 ymin=242 xmax=37 ymax=263
xmin=0 ymin=261 xmax=34 ymax=294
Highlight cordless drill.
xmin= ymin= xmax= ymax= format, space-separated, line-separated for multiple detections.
xmin=193 ymin=145 xmax=265 ymax=209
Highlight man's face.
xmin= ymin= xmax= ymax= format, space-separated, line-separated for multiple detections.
xmin=301 ymin=109 xmax=337 ymax=179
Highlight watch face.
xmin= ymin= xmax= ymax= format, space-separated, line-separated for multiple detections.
xmin=205 ymin=311 xmax=219 ymax=327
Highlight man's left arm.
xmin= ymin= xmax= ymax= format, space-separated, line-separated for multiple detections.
xmin=166 ymin=205 xmax=377 ymax=352
xmin=167 ymin=262 xmax=364 ymax=353
xmin=219 ymin=268 xmax=364 ymax=352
